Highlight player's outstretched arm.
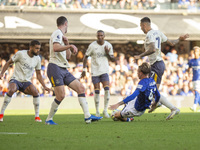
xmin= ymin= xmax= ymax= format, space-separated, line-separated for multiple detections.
xmin=0 ymin=59 xmax=13 ymax=79
xmin=109 ymin=101 xmax=124 ymax=110
xmin=166 ymin=34 xmax=189 ymax=46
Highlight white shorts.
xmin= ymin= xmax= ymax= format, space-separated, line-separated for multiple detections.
xmin=193 ymin=80 xmax=200 ymax=91
xmin=121 ymin=97 xmax=145 ymax=118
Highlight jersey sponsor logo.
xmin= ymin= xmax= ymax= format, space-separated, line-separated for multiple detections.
xmin=192 ymin=66 xmax=200 ymax=70
xmin=22 ymin=63 xmax=33 ymax=70
xmin=149 ymin=82 xmax=156 ymax=86
xmin=97 ymin=52 xmax=105 ymax=58
xmin=137 ymin=84 xmax=143 ymax=89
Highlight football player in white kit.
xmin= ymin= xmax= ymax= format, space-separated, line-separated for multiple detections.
xmin=81 ymin=30 xmax=115 ymax=118
xmin=45 ymin=16 xmax=102 ymax=125
xmin=0 ymin=40 xmax=51 ymax=122
xmin=134 ymin=17 xmax=189 ymax=120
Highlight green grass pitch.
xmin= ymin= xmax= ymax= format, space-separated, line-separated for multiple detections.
xmin=0 ymin=108 xmax=200 ymax=150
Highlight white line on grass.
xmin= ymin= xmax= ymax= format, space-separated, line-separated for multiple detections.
xmin=0 ymin=132 xmax=27 ymax=135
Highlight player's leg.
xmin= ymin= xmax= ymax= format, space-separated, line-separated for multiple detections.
xmin=150 ymin=61 xmax=180 ymax=120
xmin=114 ymin=98 xmax=143 ymax=122
xmin=23 ymin=83 xmax=42 ymax=122
xmin=190 ymin=81 xmax=200 ymax=112
xmin=45 ymin=63 xmax=66 ymax=125
xmin=101 ymin=73 xmax=110 ymax=118
xmin=93 ymin=82 xmax=101 ymax=117
xmin=0 ymin=80 xmax=18 ymax=122
xmin=69 ymin=79 xmax=103 ymax=123
xmin=46 ymin=85 xmax=65 ymax=125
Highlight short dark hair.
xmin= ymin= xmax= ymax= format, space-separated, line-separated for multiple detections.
xmin=97 ymin=30 xmax=104 ymax=34
xmin=141 ymin=17 xmax=151 ymax=23
xmin=57 ymin=16 xmax=68 ymax=26
xmin=139 ymin=62 xmax=151 ymax=75
xmin=30 ymin=40 xmax=40 ymax=47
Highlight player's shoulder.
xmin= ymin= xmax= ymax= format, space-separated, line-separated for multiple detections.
xmin=52 ymin=29 xmax=62 ymax=37
xmin=104 ymin=40 xmax=111 ymax=45
xmin=16 ymin=50 xmax=27 ymax=55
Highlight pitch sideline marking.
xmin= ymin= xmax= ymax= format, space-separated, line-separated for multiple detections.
xmin=0 ymin=132 xmax=27 ymax=135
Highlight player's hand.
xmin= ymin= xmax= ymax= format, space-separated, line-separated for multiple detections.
xmin=134 ymin=55 xmax=140 ymax=60
xmin=44 ymin=86 xmax=51 ymax=93
xmin=148 ymin=101 xmax=157 ymax=113
xmin=179 ymin=34 xmax=189 ymax=41
xmin=70 ymin=45 xmax=78 ymax=55
xmin=109 ymin=104 xmax=119 ymax=110
xmin=63 ymin=36 xmax=69 ymax=45
xmin=104 ymin=46 xmax=110 ymax=54
xmin=80 ymin=71 xmax=86 ymax=78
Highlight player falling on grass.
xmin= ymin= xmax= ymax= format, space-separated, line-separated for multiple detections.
xmin=0 ymin=40 xmax=51 ymax=122
xmin=45 ymin=16 xmax=102 ymax=125
xmin=81 ymin=30 xmax=115 ymax=118
xmin=189 ymin=46 xmax=200 ymax=112
xmin=109 ymin=62 xmax=160 ymax=122
xmin=134 ymin=17 xmax=189 ymax=119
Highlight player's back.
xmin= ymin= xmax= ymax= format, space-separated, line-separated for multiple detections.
xmin=135 ymin=77 xmax=158 ymax=111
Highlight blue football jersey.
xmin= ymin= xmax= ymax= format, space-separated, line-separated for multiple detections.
xmin=123 ymin=78 xmax=160 ymax=111
xmin=188 ymin=58 xmax=200 ymax=81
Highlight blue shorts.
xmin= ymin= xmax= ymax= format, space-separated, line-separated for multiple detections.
xmin=47 ymin=63 xmax=76 ymax=87
xmin=9 ymin=79 xmax=32 ymax=92
xmin=150 ymin=60 xmax=165 ymax=84
xmin=92 ymin=73 xmax=109 ymax=85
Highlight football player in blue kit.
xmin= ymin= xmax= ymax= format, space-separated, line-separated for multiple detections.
xmin=109 ymin=62 xmax=160 ymax=122
xmin=188 ymin=46 xmax=200 ymax=112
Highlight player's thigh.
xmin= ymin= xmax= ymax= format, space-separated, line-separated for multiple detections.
xmin=68 ymin=79 xmax=85 ymax=94
xmin=24 ymin=84 xmax=39 ymax=96
xmin=54 ymin=85 xmax=65 ymax=101
xmin=102 ymin=81 xmax=109 ymax=88
xmin=93 ymin=82 xmax=100 ymax=90
xmin=150 ymin=61 xmax=165 ymax=84
xmin=100 ymin=73 xmax=109 ymax=87
xmin=7 ymin=82 xmax=18 ymax=95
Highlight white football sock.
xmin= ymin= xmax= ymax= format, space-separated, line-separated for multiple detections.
xmin=193 ymin=104 xmax=197 ymax=111
xmin=46 ymin=100 xmax=59 ymax=121
xmin=94 ymin=93 xmax=100 ymax=114
xmin=1 ymin=94 xmax=12 ymax=114
xmin=33 ymin=96 xmax=40 ymax=117
xmin=78 ymin=97 xmax=91 ymax=118
xmin=104 ymin=90 xmax=110 ymax=112
xmin=159 ymin=94 xmax=175 ymax=110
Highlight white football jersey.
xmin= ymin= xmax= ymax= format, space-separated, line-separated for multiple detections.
xmin=49 ymin=29 xmax=69 ymax=68
xmin=144 ymin=30 xmax=167 ymax=65
xmin=11 ymin=50 xmax=41 ymax=82
xmin=86 ymin=41 xmax=113 ymax=76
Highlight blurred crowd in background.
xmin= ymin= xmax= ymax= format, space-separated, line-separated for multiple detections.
xmin=0 ymin=0 xmax=200 ymax=11
xmin=0 ymin=42 xmax=197 ymax=98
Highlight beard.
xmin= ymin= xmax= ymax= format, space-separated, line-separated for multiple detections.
xmin=32 ymin=51 xmax=38 ymax=56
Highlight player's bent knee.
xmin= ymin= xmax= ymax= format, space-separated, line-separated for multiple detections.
xmin=56 ymin=94 xmax=65 ymax=101
xmin=8 ymin=89 xmax=16 ymax=96
xmin=104 ymin=86 xmax=109 ymax=91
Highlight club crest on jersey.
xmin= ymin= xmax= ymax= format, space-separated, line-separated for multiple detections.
xmin=57 ymin=35 xmax=60 ymax=39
